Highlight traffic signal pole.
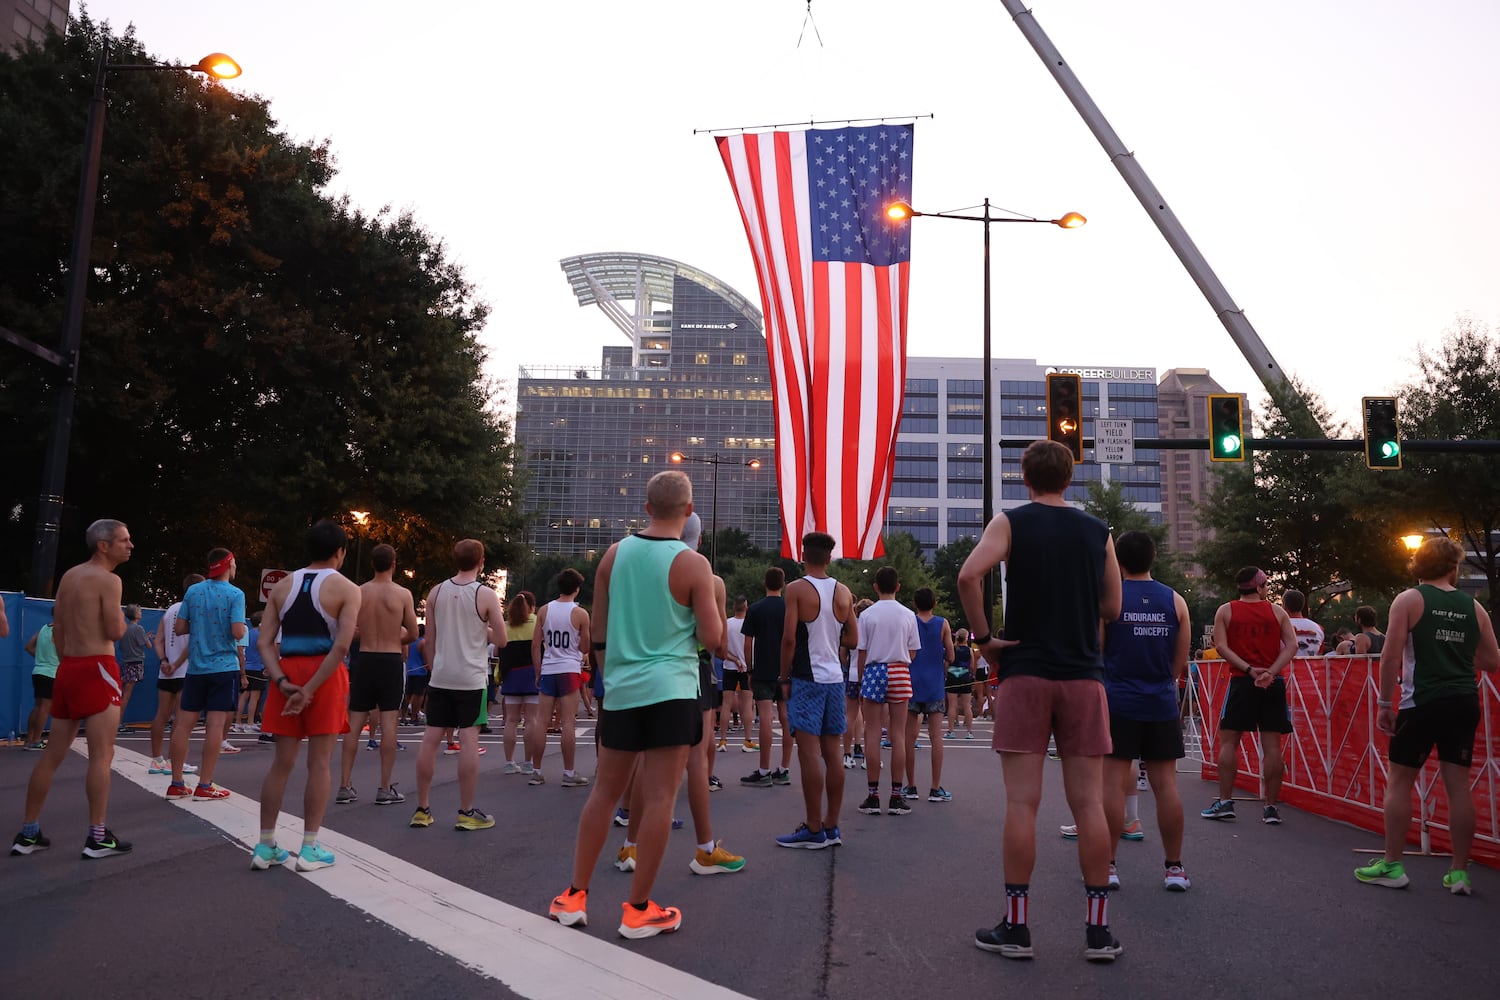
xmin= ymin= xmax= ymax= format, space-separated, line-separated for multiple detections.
xmin=998 ymin=438 xmax=1500 ymax=454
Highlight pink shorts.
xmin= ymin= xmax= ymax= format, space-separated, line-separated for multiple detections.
xmin=991 ymin=674 xmax=1112 ymax=757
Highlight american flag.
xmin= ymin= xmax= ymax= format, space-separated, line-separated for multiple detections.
xmin=716 ymin=125 xmax=914 ymax=560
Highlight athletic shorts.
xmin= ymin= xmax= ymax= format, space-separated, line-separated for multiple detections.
xmin=181 ymin=671 xmax=239 ymax=714
xmin=538 ymin=672 xmax=583 ymax=698
xmin=860 ymin=662 xmax=912 ymax=704
xmin=119 ymin=660 xmax=145 ymax=685
xmin=51 ymin=655 xmax=121 ymax=720
xmin=752 ymin=678 xmax=784 ymax=703
xmin=425 ymin=686 xmax=484 ymax=730
xmin=945 ymin=670 xmax=973 ymax=695
xmin=156 ymin=677 xmax=185 ymax=695
xmin=500 ymin=665 xmax=538 ymax=697
xmin=1388 ymin=693 xmax=1480 ymax=769
xmin=697 ymin=657 xmax=715 ymax=711
xmin=973 ymin=663 xmax=990 ymax=683
xmin=404 ymin=673 xmax=429 ymax=695
xmin=722 ymin=670 xmax=751 ymax=692
xmin=349 ymin=651 xmax=405 ymax=713
xmin=503 ymin=693 xmax=539 ymax=706
xmin=1219 ymin=676 xmax=1293 ymax=734
xmin=1108 ymin=716 xmax=1185 ymax=761
xmin=244 ymin=671 xmax=267 ymax=692
xmin=788 ymin=679 xmax=846 ymax=737
xmin=599 ymin=698 xmax=701 ymax=752
xmin=908 ymin=699 xmax=946 ymax=717
xmin=844 ymin=680 xmax=862 ymax=701
xmin=32 ymin=674 xmax=55 ymax=700
xmin=992 ymin=674 xmax=1111 ymax=757
xmin=261 ymin=656 xmax=350 ymax=738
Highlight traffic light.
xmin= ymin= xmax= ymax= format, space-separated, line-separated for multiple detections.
xmin=1207 ymin=394 xmax=1245 ymax=462
xmin=1045 ymin=373 xmax=1083 ymax=461
xmin=1362 ymin=396 xmax=1401 ymax=470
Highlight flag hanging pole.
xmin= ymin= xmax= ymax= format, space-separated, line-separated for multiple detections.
xmin=693 ymin=113 xmax=932 ymax=136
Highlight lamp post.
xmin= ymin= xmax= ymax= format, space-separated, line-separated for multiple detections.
xmin=349 ymin=510 xmax=371 ymax=582
xmin=669 ymin=452 xmax=762 ymax=571
xmin=884 ymin=200 xmax=1085 ymax=629
xmin=1401 ymin=533 xmax=1425 ymax=553
xmin=26 ymin=41 xmax=240 ymax=598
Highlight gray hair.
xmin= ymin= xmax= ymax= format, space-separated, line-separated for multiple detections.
xmin=125 ymin=604 xmax=141 ymax=620
xmin=85 ymin=519 xmax=122 ymax=551
xmin=681 ymin=512 xmax=703 ymax=550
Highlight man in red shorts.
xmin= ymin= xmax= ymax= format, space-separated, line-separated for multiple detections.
xmin=958 ymin=441 xmax=1123 ymax=962
xmin=11 ymin=519 xmax=135 ymax=859
xmin=254 ymin=520 xmax=361 ymax=871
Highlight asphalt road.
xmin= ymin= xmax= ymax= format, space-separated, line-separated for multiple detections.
xmin=3 ymin=715 xmax=1493 ymax=999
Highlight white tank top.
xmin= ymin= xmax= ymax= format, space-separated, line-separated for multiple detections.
xmin=160 ymin=602 xmax=190 ymax=679
xmin=539 ymin=600 xmax=583 ymax=676
xmin=430 ymin=578 xmax=490 ymax=691
xmin=804 ymin=575 xmax=844 ymax=684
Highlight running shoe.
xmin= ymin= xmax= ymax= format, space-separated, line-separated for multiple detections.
xmin=852 ymin=743 xmax=864 ymax=760
xmin=81 ymin=829 xmax=132 ymax=859
xmin=1084 ymin=924 xmax=1123 ymax=962
xmin=965 ymin=730 xmax=975 ymax=741
xmin=857 ymin=794 xmax=883 ymax=815
xmin=1354 ymin=859 xmax=1409 ymax=888
xmin=901 ymin=785 xmax=920 ymax=801
xmin=672 ymin=818 xmax=685 ymax=830
xmin=374 ymin=784 xmax=405 ymax=805
xmin=823 ymin=826 xmax=842 ymax=846
xmin=561 ymin=773 xmax=590 ymax=787
xmin=1164 ymin=864 xmax=1191 ymax=891
xmin=1121 ymin=818 xmax=1145 ymax=841
xmin=475 ymin=746 xmax=488 ymax=756
xmin=549 ymin=887 xmax=588 ymax=927
xmin=928 ymin=787 xmax=952 ymax=803
xmin=23 ymin=740 xmax=47 ymax=751
xmin=10 ymin=829 xmax=50 ymax=856
xmin=1200 ymin=798 xmax=1236 ymax=821
xmin=888 ymin=795 xmax=912 ymax=816
xmin=455 ymin=808 xmax=495 ymax=831
xmin=165 ymin=782 xmax=193 ymax=800
xmin=742 ymin=741 xmax=760 ymax=752
xmin=1107 ymin=862 xmax=1121 ymax=890
xmin=1047 ymin=749 xmax=1061 ymax=761
xmin=741 ymin=769 xmax=773 ymax=787
xmin=366 ymin=739 xmax=380 ymax=750
xmin=943 ymin=730 xmax=956 ymax=740
xmin=258 ymin=733 xmax=275 ymax=743
xmin=1444 ymin=869 xmax=1473 ymax=896
xmin=690 ymin=841 xmax=746 ymax=875
xmin=518 ymin=762 xmax=535 ymax=775
xmin=614 ymin=845 xmax=637 ymax=872
xmin=148 ymin=757 xmax=170 ymax=774
xmin=528 ymin=773 xmax=546 ymax=786
xmin=708 ymin=775 xmax=723 ymax=791
xmin=1060 ymin=824 xmax=1078 ymax=840
xmin=717 ymin=740 xmax=727 ymax=753
xmin=775 ymin=823 xmax=828 ymax=849
xmin=842 ymin=754 xmax=855 ymax=769
xmin=219 ymin=741 xmax=241 ymax=755
xmin=295 ymin=841 xmax=336 ymax=871
xmin=1262 ymin=805 xmax=1282 ymax=825
xmin=772 ymin=768 xmax=791 ymax=786
xmin=618 ymin=900 xmax=681 ymax=939
xmin=974 ymin=920 xmax=1033 ymax=959
xmin=335 ymin=786 xmax=358 ymax=804
xmin=880 ymin=739 xmax=892 ymax=749
xmin=1137 ymin=773 xmax=1150 ymax=792
xmin=443 ymin=742 xmax=460 ymax=755
xmin=409 ymin=806 xmax=434 ymax=828
xmin=613 ymin=808 xmax=631 ymax=827
xmin=193 ymin=783 xmax=231 ymax=801
xmin=251 ymin=843 xmax=290 ymax=870
xmin=503 ymin=761 xmax=521 ymax=775
xmin=181 ymin=762 xmax=198 ymax=774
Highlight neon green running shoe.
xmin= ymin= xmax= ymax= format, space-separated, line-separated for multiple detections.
xmin=1354 ymin=859 xmax=1409 ymax=888
xmin=1443 ymin=869 xmax=1473 ymax=896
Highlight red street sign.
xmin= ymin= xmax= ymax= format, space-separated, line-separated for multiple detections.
xmin=259 ymin=569 xmax=288 ymax=604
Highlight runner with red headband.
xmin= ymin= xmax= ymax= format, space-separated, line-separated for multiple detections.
xmin=168 ymin=547 xmax=247 ymax=801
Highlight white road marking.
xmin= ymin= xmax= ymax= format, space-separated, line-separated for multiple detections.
xmin=89 ymin=744 xmax=753 ymax=1000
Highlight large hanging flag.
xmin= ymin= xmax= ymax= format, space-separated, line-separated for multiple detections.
xmin=716 ymin=125 xmax=914 ymax=560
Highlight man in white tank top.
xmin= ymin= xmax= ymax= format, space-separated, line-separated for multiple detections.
xmin=528 ymin=568 xmax=591 ymax=787
xmin=775 ymin=531 xmax=857 ymax=850
xmin=411 ymin=539 xmax=505 ymax=831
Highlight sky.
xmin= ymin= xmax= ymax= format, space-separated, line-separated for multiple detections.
xmin=81 ymin=0 xmax=1500 ymax=426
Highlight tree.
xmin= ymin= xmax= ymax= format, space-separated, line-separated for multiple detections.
xmin=829 ymin=531 xmax=934 ymax=606
xmin=0 ymin=18 xmax=523 ymax=602
xmin=930 ymin=536 xmax=976 ymax=625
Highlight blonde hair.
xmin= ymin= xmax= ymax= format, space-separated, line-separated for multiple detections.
xmin=647 ymin=470 xmax=693 ymax=517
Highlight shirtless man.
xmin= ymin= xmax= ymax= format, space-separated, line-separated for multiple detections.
xmin=254 ymin=519 xmax=362 ymax=871
xmin=338 ymin=544 xmax=419 ymax=806
xmin=11 ymin=519 xmax=135 ymax=859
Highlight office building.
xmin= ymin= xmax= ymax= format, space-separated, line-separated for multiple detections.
xmin=3 ymin=0 xmax=67 ymax=52
xmin=1157 ymin=368 xmax=1249 ymax=573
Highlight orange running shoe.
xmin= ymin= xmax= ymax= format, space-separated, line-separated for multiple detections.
xmin=548 ymin=887 xmax=587 ymax=927
xmin=618 ymin=900 xmax=682 ymax=939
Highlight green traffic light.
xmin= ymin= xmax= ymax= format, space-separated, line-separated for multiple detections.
xmin=1380 ymin=441 xmax=1400 ymax=460
xmin=1220 ymin=434 xmax=1242 ymax=456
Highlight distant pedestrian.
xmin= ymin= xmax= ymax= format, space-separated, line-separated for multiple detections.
xmin=168 ymin=548 xmax=247 ymax=801
xmin=1283 ymin=589 xmax=1324 ymax=657
xmin=905 ymin=587 xmax=954 ymax=803
xmin=116 ymin=605 xmax=148 ymax=727
xmin=1352 ymin=605 xmax=1386 ymax=655
xmin=23 ymin=615 xmax=58 ymax=751
xmin=740 ymin=567 xmax=794 ymax=785
xmin=854 ymin=567 xmax=918 ymax=817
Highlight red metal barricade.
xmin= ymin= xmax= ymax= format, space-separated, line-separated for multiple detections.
xmin=1196 ymin=657 xmax=1499 ymax=868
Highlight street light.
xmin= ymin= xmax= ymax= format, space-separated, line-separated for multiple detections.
xmin=884 ymin=199 xmax=1085 ymax=629
xmin=669 ymin=451 xmax=762 ymax=571
xmin=1401 ymin=533 xmax=1425 ymax=552
xmin=349 ymin=510 xmax=370 ymax=582
xmin=26 ymin=39 xmax=240 ymax=597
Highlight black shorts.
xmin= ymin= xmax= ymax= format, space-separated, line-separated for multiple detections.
xmin=244 ymin=671 xmax=268 ymax=692
xmin=1388 ymin=693 xmax=1480 ymax=769
xmin=1109 ymin=716 xmax=1185 ymax=761
xmin=722 ymin=670 xmax=751 ymax=693
xmin=156 ymin=677 xmax=184 ymax=695
xmin=751 ymin=678 xmax=784 ymax=703
xmin=973 ymin=664 xmax=989 ymax=683
xmin=349 ymin=651 xmax=404 ymax=713
xmin=181 ymin=672 xmax=239 ymax=714
xmin=425 ymin=687 xmax=483 ymax=730
xmin=404 ymin=673 xmax=429 ymax=696
xmin=1219 ymin=676 xmax=1292 ymax=734
xmin=945 ymin=672 xmax=973 ymax=695
xmin=32 ymin=674 xmax=54 ymax=700
xmin=599 ymin=698 xmax=702 ymax=752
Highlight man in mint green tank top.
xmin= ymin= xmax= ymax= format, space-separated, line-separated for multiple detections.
xmin=1356 ymin=537 xmax=1499 ymax=895
xmin=548 ymin=470 xmax=725 ymax=940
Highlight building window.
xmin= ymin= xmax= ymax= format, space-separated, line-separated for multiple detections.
xmin=732 ymin=354 xmax=747 ymax=365
xmin=695 ymin=353 xmax=710 ymax=365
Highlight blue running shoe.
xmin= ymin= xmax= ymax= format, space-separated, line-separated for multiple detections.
xmin=251 ymin=843 xmax=290 ymax=870
xmin=776 ymin=823 xmax=828 ymax=850
xmin=295 ymin=841 xmax=336 ymax=871
xmin=823 ymin=825 xmax=842 ymax=846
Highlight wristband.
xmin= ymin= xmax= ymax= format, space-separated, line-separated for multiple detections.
xmin=971 ymin=633 xmax=991 ymax=645
xmin=1376 ymin=699 xmax=1392 ymax=709
xmin=593 ymin=642 xmax=605 ymax=651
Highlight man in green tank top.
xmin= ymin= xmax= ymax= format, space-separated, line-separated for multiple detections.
xmin=1355 ymin=537 xmax=1498 ymax=894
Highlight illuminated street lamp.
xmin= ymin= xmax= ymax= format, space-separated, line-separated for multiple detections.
xmin=669 ymin=451 xmax=762 ymax=571
xmin=24 ymin=41 xmax=240 ymax=597
xmin=348 ymin=510 xmax=371 ymax=581
xmin=884 ymin=199 xmax=1085 ymax=627
xmin=1401 ymin=533 xmax=1425 ymax=552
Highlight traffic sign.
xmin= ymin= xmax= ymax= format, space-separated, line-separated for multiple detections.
xmin=259 ymin=569 xmax=288 ymax=604
xmin=1095 ymin=418 xmax=1135 ymax=464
